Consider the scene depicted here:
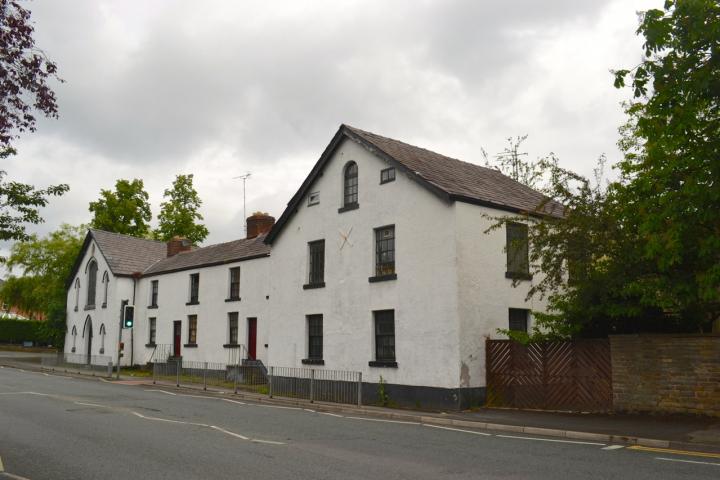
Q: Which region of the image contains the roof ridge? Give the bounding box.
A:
[90,228,166,245]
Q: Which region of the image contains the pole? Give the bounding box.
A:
[176,358,180,387]
[310,369,315,403]
[233,361,238,394]
[268,366,273,398]
[153,361,157,385]
[203,362,208,391]
[116,299,128,380]
[357,372,362,407]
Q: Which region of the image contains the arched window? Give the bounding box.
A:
[74,278,80,312]
[101,271,109,308]
[99,323,106,354]
[343,161,358,207]
[86,259,98,308]
[71,325,77,352]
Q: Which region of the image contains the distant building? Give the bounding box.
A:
[64,125,561,409]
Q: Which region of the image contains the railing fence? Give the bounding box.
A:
[41,352,113,377]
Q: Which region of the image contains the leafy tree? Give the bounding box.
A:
[613,0,720,330]
[0,224,85,346]
[89,179,152,237]
[0,0,62,148]
[154,174,208,244]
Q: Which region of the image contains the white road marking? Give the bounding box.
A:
[252,439,287,445]
[210,425,249,440]
[131,411,209,427]
[2,473,33,480]
[496,434,605,446]
[423,424,492,436]
[179,394,220,400]
[254,404,301,411]
[602,445,625,450]
[74,402,106,408]
[143,389,177,396]
[656,457,720,467]
[0,391,50,397]
[223,399,246,405]
[319,412,344,418]
[303,408,316,413]
[345,416,420,425]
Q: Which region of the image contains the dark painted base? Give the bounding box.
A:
[362,382,486,411]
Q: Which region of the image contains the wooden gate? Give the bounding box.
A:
[486,339,612,412]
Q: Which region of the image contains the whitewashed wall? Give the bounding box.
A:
[455,202,548,389]
[64,238,135,367]
[268,138,461,389]
[133,256,270,366]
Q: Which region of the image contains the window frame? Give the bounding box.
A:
[304,240,325,289]
[370,310,397,367]
[186,315,198,346]
[339,161,359,212]
[187,273,200,305]
[508,308,529,333]
[370,225,396,281]
[228,312,239,345]
[101,271,109,308]
[506,222,531,280]
[85,259,98,309]
[147,317,157,346]
[227,267,241,301]
[303,314,324,364]
[307,191,320,206]
[149,280,159,308]
[380,167,396,184]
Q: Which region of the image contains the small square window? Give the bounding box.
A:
[308,191,320,206]
[509,308,529,333]
[380,167,396,184]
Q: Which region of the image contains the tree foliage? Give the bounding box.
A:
[0,224,85,346]
[613,0,720,330]
[89,179,152,237]
[0,0,61,148]
[154,174,208,244]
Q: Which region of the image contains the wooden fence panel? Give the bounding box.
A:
[486,339,612,412]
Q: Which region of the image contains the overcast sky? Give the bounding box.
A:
[7,0,660,249]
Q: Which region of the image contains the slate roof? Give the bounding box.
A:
[143,234,270,276]
[265,124,564,243]
[90,229,167,276]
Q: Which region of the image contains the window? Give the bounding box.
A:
[374,226,395,277]
[187,315,197,345]
[306,314,323,362]
[86,260,97,308]
[148,318,157,345]
[74,278,80,311]
[509,308,529,333]
[308,191,320,206]
[305,240,325,288]
[71,325,77,352]
[101,271,109,308]
[371,310,396,366]
[188,273,200,304]
[506,222,530,279]
[228,312,239,345]
[228,267,240,300]
[380,167,396,184]
[99,323,106,353]
[150,280,159,307]
[343,161,358,207]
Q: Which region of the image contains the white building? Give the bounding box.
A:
[65,125,561,409]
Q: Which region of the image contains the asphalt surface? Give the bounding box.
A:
[0,366,718,479]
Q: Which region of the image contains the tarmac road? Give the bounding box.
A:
[0,366,717,479]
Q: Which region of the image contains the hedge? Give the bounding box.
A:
[0,319,43,343]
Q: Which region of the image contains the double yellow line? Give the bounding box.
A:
[628,445,720,459]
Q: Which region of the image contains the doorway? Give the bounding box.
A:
[247,318,257,360]
[173,320,182,357]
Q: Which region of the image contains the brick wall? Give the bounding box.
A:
[611,334,720,417]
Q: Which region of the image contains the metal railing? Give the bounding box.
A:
[151,360,362,406]
[148,344,173,365]
[269,366,362,406]
[41,352,113,377]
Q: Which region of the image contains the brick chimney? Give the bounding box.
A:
[246,212,275,239]
[167,236,192,257]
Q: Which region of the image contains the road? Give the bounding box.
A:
[0,366,717,479]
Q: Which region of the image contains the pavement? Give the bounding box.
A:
[1,365,720,479]
[2,349,720,457]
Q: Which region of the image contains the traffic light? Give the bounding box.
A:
[123,305,135,328]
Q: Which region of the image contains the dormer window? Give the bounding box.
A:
[339,161,359,212]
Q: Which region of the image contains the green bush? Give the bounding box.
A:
[0,319,43,343]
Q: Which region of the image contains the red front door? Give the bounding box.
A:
[247,318,257,360]
[173,321,182,357]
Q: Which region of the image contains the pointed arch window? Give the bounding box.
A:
[101,271,109,308]
[342,161,358,208]
[74,278,80,312]
[99,323,106,354]
[85,259,98,308]
[71,325,77,353]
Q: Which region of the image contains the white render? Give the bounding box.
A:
[64,130,549,399]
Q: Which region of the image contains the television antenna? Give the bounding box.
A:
[233,172,252,235]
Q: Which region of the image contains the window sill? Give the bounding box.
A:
[84,305,95,311]
[71,347,76,353]
[505,272,533,281]
[369,361,397,368]
[99,348,104,354]
[186,301,200,306]
[301,358,325,365]
[145,343,156,348]
[225,297,241,303]
[337,203,359,213]
[303,282,325,290]
[101,303,107,309]
[147,305,158,309]
[368,273,397,283]
[223,343,240,348]
[183,343,198,348]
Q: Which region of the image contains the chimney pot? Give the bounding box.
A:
[246,212,275,239]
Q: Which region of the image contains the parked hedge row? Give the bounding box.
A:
[0,319,44,343]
